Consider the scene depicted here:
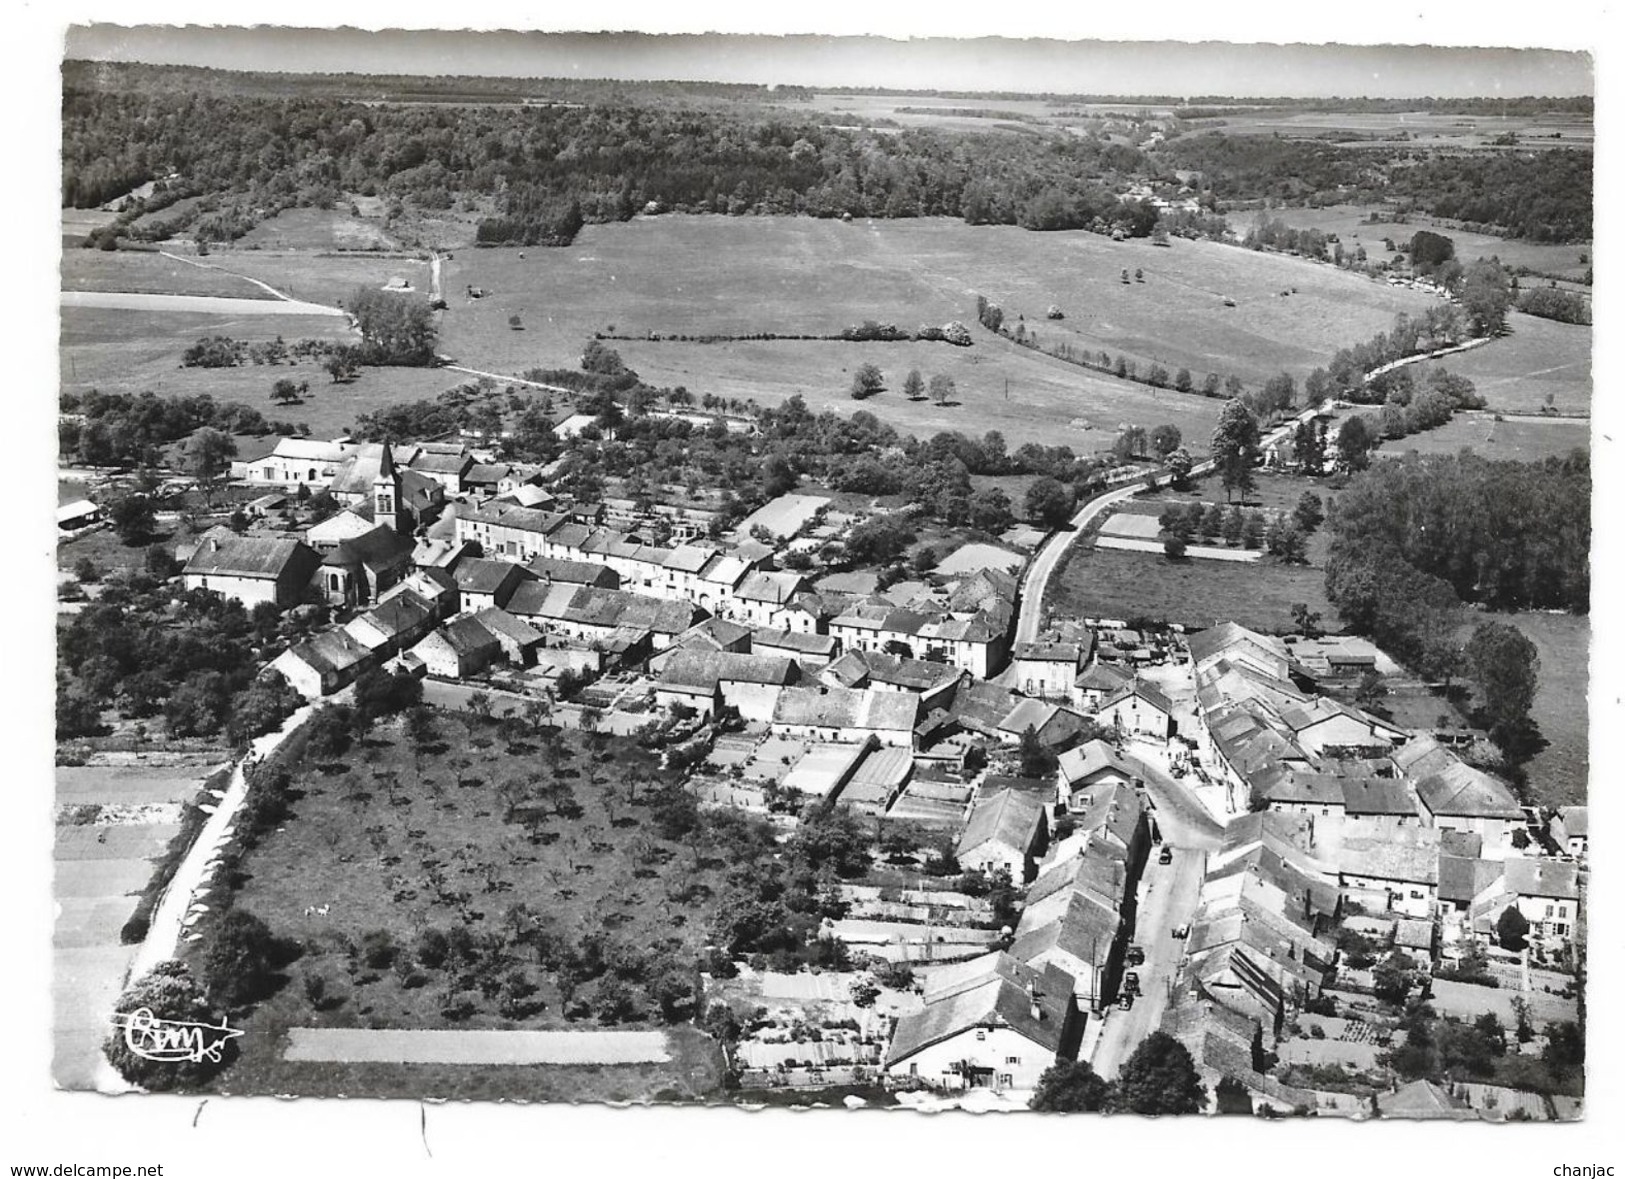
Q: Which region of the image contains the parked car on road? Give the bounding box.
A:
[1158,846,1174,865]
[1124,971,1141,994]
[1172,923,1190,940]
[1126,945,1145,967]
[1118,991,1135,1010]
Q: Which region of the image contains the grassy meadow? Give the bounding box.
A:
[1374,413,1591,463]
[1223,203,1592,280]
[1046,471,1342,633]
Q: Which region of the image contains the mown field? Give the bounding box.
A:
[615,337,1223,453]
[1225,203,1592,281]
[198,711,733,1101]
[1437,314,1592,416]
[436,215,1438,389]
[1047,471,1341,633]
[60,249,277,300]
[1373,412,1591,463]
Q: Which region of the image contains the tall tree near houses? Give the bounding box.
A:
[1210,399,1261,503]
[1111,1031,1209,1115]
[185,427,238,506]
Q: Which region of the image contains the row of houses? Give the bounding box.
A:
[1191,622,1527,854]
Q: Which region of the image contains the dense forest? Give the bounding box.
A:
[64,62,1593,248]
[1324,451,1590,677]
[62,81,1157,244]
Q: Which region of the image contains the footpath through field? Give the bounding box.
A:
[95,702,320,1093]
[282,1027,673,1065]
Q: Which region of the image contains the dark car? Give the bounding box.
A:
[1172,923,1190,940]
[1158,846,1174,865]
[1118,991,1135,1011]
[1126,945,1146,967]
[1124,971,1141,995]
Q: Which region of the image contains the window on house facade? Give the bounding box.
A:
[1005,1056,1021,1065]
[975,1031,986,1041]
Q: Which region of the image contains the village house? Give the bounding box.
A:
[453,557,531,613]
[403,442,474,495]
[505,582,701,651]
[1011,640,1085,701]
[819,650,965,712]
[770,685,919,748]
[270,626,376,698]
[1254,769,1348,824]
[470,607,545,667]
[956,784,1049,883]
[749,626,839,669]
[1335,829,1442,919]
[235,436,352,488]
[524,554,622,590]
[1391,736,1525,854]
[1012,834,1137,1012]
[1094,679,1175,740]
[1072,660,1133,711]
[727,570,812,627]
[1338,777,1424,838]
[655,649,799,720]
[1055,740,1138,811]
[951,681,1088,749]
[883,952,1080,1093]
[378,567,460,619]
[183,535,322,609]
[1495,857,1582,946]
[410,616,505,679]
[341,590,438,659]
[1550,806,1587,859]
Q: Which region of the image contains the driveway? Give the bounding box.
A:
[1088,844,1206,1080]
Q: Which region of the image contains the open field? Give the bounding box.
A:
[1046,471,1340,632]
[434,213,1436,380]
[1438,315,1592,415]
[61,249,277,300]
[237,206,406,252]
[62,305,355,380]
[1048,542,1337,635]
[1493,611,1589,808]
[1194,112,1593,151]
[615,337,1223,453]
[1373,412,1591,464]
[1223,203,1592,281]
[198,712,732,1101]
[197,249,433,310]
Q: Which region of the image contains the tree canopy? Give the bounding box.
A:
[1111,1031,1209,1115]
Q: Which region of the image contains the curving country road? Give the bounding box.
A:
[1012,406,1319,644]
